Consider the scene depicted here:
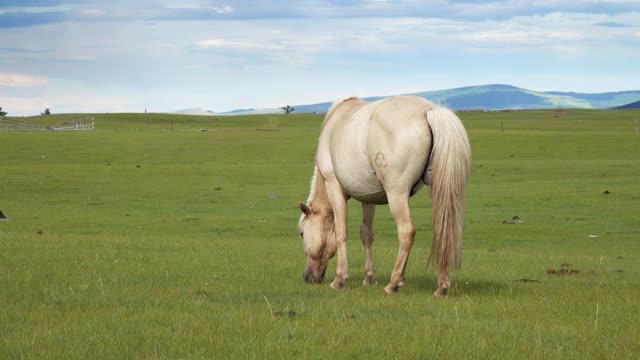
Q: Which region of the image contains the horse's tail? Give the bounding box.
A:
[424,106,471,272]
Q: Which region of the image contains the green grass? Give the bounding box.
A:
[1,109,639,359]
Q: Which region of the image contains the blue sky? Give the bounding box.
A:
[1,0,639,115]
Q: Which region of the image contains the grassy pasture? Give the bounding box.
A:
[1,109,639,359]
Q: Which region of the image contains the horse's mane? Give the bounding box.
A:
[306,164,319,205]
[299,164,319,232]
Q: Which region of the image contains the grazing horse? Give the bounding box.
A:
[298,95,470,296]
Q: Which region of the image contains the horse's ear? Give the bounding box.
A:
[299,202,312,216]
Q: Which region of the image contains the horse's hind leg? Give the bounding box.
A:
[434,271,450,297]
[361,203,377,286]
[384,193,416,294]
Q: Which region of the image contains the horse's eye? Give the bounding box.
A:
[299,232,304,238]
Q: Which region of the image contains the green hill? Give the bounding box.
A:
[269,84,640,114]
[613,100,640,109]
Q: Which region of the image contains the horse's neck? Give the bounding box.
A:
[307,165,332,214]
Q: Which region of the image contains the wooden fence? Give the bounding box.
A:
[51,117,95,131]
[0,117,94,131]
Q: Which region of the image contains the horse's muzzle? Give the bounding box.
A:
[303,271,325,284]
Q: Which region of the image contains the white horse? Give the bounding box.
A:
[298,95,470,296]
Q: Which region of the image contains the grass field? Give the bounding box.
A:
[1,109,639,359]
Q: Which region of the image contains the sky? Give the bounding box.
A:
[1,0,639,116]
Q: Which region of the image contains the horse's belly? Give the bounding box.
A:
[338,167,386,204]
[352,190,388,204]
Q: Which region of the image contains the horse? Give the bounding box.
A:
[297,95,471,296]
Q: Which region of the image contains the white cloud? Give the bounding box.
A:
[0,73,48,88]
[460,30,546,44]
[0,5,71,14]
[195,38,284,50]
[164,3,234,14]
[210,5,233,14]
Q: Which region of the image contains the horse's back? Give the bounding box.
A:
[318,96,434,204]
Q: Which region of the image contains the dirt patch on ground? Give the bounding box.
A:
[503,216,525,224]
[547,268,579,275]
[273,310,297,318]
[512,278,540,283]
[547,263,579,275]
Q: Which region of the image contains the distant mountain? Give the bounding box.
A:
[167,107,282,116]
[222,108,255,114]
[406,84,590,110]
[218,107,282,115]
[173,84,640,115]
[545,90,640,108]
[613,100,640,109]
[380,84,640,111]
[170,108,216,116]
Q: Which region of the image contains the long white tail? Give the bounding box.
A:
[425,106,471,272]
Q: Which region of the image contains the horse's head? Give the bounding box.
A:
[298,202,336,283]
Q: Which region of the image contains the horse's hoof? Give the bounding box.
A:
[330,278,345,290]
[433,287,449,297]
[384,283,399,294]
[362,275,377,286]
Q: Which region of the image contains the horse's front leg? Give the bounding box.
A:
[326,181,349,289]
[384,193,416,294]
[361,203,377,286]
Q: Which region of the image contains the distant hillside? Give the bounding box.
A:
[544,90,640,109]
[167,84,640,115]
[167,107,282,116]
[219,107,282,115]
[217,84,640,115]
[170,108,216,116]
[613,100,640,109]
[405,84,592,110]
